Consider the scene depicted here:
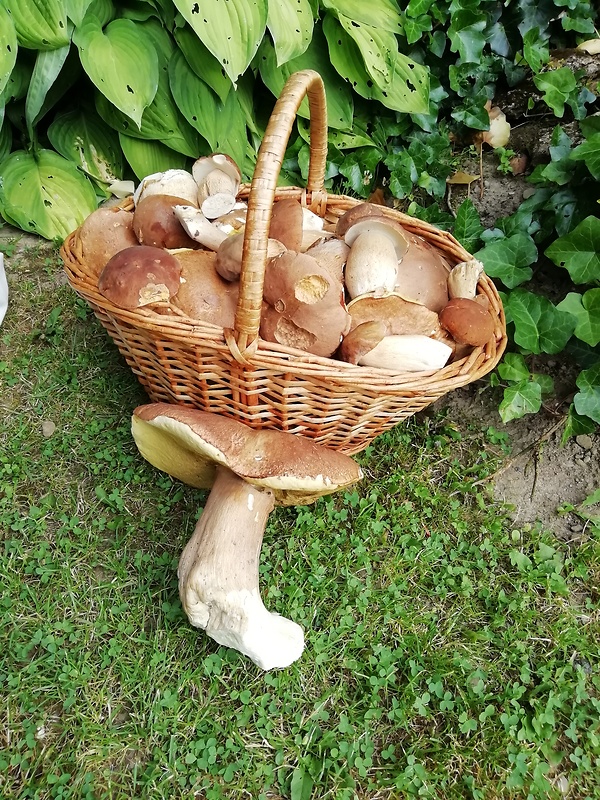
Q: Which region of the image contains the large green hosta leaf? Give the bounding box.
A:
[337,16,399,87]
[73,16,159,127]
[320,0,402,33]
[322,15,428,114]
[65,0,93,25]
[169,49,247,169]
[173,24,231,104]
[95,63,200,157]
[172,0,267,85]
[0,6,17,95]
[119,133,192,180]
[0,148,97,240]
[258,30,354,130]
[0,0,70,51]
[267,0,314,65]
[0,120,12,163]
[25,44,70,139]
[48,108,123,184]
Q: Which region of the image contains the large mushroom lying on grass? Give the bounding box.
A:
[131,404,362,670]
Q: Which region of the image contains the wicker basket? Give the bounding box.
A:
[61,69,506,455]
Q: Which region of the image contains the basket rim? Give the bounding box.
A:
[61,189,507,392]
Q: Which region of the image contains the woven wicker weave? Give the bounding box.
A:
[61,69,507,455]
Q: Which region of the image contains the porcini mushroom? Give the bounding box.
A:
[338,207,410,299]
[172,250,239,327]
[394,232,450,313]
[98,246,181,309]
[174,205,229,251]
[133,194,201,250]
[269,198,304,251]
[339,325,452,372]
[133,169,198,207]
[347,293,441,337]
[79,206,138,277]
[216,233,286,282]
[192,153,241,219]
[447,259,484,300]
[439,297,495,347]
[131,404,362,670]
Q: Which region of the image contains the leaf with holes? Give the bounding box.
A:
[336,16,398,88]
[556,290,600,347]
[173,24,231,104]
[258,31,353,130]
[0,5,17,96]
[169,49,247,169]
[0,148,97,240]
[73,16,159,128]
[1,0,70,50]
[474,233,537,289]
[96,64,200,157]
[506,289,576,354]
[48,108,123,185]
[172,0,267,85]
[267,0,313,65]
[499,380,542,423]
[545,216,600,284]
[119,133,191,180]
[321,0,402,33]
[322,15,428,114]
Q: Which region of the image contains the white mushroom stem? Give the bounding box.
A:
[177,466,305,671]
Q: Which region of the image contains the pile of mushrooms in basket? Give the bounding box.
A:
[81,152,495,370]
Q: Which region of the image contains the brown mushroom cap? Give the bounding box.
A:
[131,403,362,505]
[335,203,387,238]
[98,245,181,309]
[347,293,441,337]
[269,199,304,251]
[260,251,350,358]
[133,194,201,250]
[394,233,450,312]
[216,234,286,282]
[338,321,389,365]
[79,206,139,277]
[172,250,239,327]
[439,297,495,346]
[306,237,350,283]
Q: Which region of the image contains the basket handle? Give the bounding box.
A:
[232,69,328,357]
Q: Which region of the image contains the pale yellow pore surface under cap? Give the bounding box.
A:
[131,404,362,506]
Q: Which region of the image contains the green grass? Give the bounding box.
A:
[1,248,599,799]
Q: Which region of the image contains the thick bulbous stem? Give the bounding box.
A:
[177,466,305,670]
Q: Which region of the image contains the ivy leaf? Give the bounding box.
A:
[474,233,537,289]
[533,67,577,117]
[545,216,600,284]
[448,11,487,63]
[522,27,549,73]
[570,133,600,180]
[506,289,576,354]
[385,151,418,198]
[172,0,267,85]
[499,379,542,423]
[74,17,159,128]
[497,352,530,383]
[453,198,484,252]
[556,290,600,347]
[562,406,597,442]
[573,365,600,424]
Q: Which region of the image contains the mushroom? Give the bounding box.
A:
[133,169,198,207]
[98,245,181,309]
[306,238,350,283]
[131,403,362,670]
[339,326,452,372]
[174,205,229,251]
[213,202,248,235]
[338,208,410,299]
[439,297,495,347]
[216,233,286,282]
[347,293,441,337]
[172,250,239,327]
[79,206,139,277]
[133,195,202,250]
[393,232,450,313]
[447,259,484,300]
[192,153,241,219]
[269,198,304,251]
[260,251,350,358]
